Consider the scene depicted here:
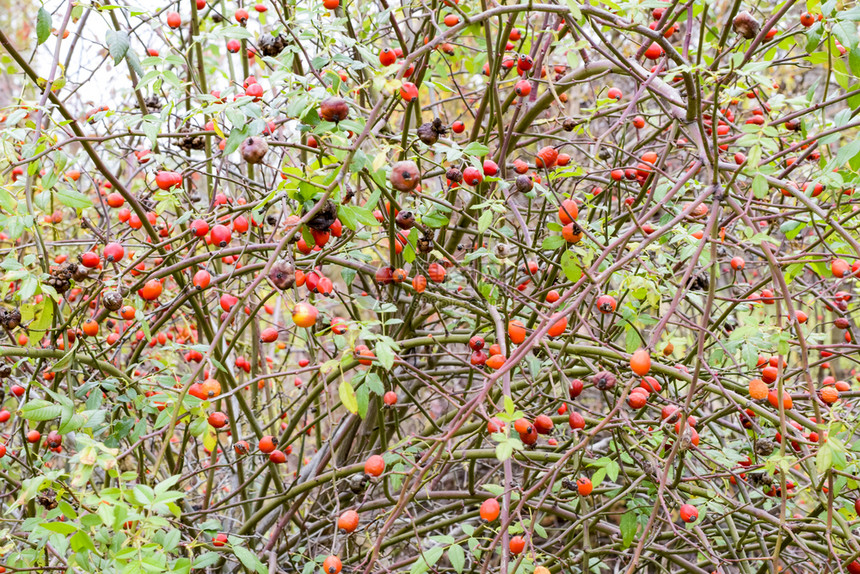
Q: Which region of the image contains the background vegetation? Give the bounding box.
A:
[1,0,860,572]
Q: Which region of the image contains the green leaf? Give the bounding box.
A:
[541,236,565,250]
[423,547,444,569]
[40,521,78,534]
[817,441,833,475]
[70,529,96,553]
[31,299,53,335]
[364,372,384,395]
[831,138,860,169]
[482,484,504,496]
[605,460,620,481]
[422,210,449,228]
[462,142,490,157]
[591,467,606,487]
[126,49,144,78]
[504,395,515,415]
[375,342,395,371]
[21,399,63,421]
[224,126,249,156]
[339,380,358,414]
[37,7,51,45]
[478,210,493,233]
[495,440,513,461]
[620,511,638,548]
[105,30,130,65]
[339,204,378,229]
[54,188,92,209]
[448,545,465,574]
[561,250,581,282]
[833,21,859,49]
[53,342,77,371]
[565,0,582,20]
[751,175,768,199]
[233,546,267,574]
[355,383,368,418]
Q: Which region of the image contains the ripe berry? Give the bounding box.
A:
[80,251,100,268]
[832,258,849,278]
[576,477,593,495]
[193,269,211,290]
[515,79,531,97]
[338,509,360,533]
[323,556,342,574]
[482,159,499,176]
[383,391,397,406]
[139,280,163,301]
[534,414,554,434]
[509,535,526,555]
[210,224,232,247]
[208,412,228,428]
[400,82,418,102]
[379,48,396,66]
[630,348,651,376]
[463,166,483,186]
[364,454,385,476]
[103,242,124,263]
[508,320,526,344]
[480,498,500,521]
[259,435,278,453]
[166,12,181,28]
[679,503,699,523]
[269,449,287,463]
[513,418,534,435]
[596,294,617,314]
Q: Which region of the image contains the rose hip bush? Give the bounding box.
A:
[2,0,860,572]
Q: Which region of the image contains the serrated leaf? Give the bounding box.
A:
[339,380,358,414]
[21,399,63,421]
[462,142,490,157]
[817,441,833,475]
[105,30,130,65]
[233,546,266,574]
[355,383,368,418]
[620,511,637,548]
[54,188,92,209]
[203,426,217,452]
[541,236,565,250]
[833,20,858,49]
[40,521,78,534]
[364,372,384,395]
[561,250,581,282]
[53,342,77,370]
[478,210,493,233]
[375,342,395,371]
[448,545,465,574]
[224,126,249,156]
[37,7,51,45]
[495,441,513,461]
[126,49,144,78]
[751,174,768,199]
[482,484,504,496]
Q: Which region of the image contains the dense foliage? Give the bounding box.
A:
[2,0,860,572]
